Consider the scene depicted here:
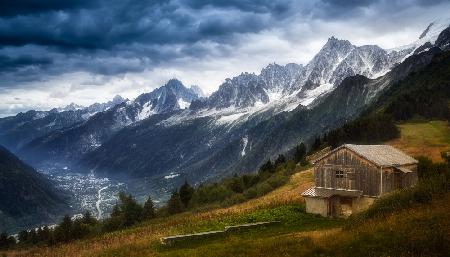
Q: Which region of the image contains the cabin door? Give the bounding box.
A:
[327,196,339,217]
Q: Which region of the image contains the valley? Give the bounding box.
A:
[35,164,186,221]
[37,166,127,220]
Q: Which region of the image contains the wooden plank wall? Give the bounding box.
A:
[315,148,380,196]
[314,148,418,196]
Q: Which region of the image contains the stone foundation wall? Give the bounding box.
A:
[304,197,328,217]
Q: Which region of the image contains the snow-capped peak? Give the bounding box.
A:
[389,17,450,53]
[58,102,84,112]
[132,79,200,121]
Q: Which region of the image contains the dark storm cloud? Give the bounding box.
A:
[0,0,297,50]
[0,0,288,88]
[185,0,292,15]
[0,0,448,90]
[0,0,94,17]
[0,55,52,72]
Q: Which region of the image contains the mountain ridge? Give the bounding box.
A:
[0,145,67,233]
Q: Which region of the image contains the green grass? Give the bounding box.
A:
[388,120,450,162]
[98,205,343,257]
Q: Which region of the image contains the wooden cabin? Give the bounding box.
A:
[302,144,418,217]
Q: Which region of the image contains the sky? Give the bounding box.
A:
[0,0,449,117]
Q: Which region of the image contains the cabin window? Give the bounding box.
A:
[335,170,344,178]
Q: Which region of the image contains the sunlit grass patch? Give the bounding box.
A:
[388,120,450,162]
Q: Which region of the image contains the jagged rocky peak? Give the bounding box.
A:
[261,63,303,88]
[131,78,201,120]
[112,95,125,104]
[83,95,126,115]
[302,36,356,86]
[58,102,84,112]
[323,36,355,54]
[436,25,450,50]
[190,85,205,98]
[330,45,392,85]
[207,72,268,109]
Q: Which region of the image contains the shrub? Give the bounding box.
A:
[223,193,246,206]
[244,187,258,199]
[256,182,274,197]
[266,174,289,188]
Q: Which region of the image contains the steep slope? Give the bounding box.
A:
[0,145,67,233]
[18,79,201,165]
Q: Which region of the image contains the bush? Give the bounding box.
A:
[223,194,246,206]
[244,187,258,199]
[256,182,274,197]
[266,174,288,188]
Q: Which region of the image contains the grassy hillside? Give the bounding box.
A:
[5,138,450,257]
[387,120,450,162]
[4,170,328,257]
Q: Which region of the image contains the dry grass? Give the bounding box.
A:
[312,193,450,257]
[387,120,450,162]
[154,193,450,257]
[3,170,314,257]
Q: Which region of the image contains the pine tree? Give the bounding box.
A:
[82,211,97,225]
[274,154,286,166]
[55,215,73,242]
[294,143,307,164]
[0,232,15,249]
[179,181,194,208]
[259,160,274,173]
[18,230,29,244]
[167,191,183,215]
[39,226,51,244]
[311,136,322,152]
[28,229,38,244]
[111,203,121,217]
[142,195,156,219]
[117,192,143,226]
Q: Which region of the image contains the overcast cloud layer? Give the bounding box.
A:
[0,0,449,116]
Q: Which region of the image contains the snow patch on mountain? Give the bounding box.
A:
[136,102,155,121]
[217,112,247,124]
[241,136,248,157]
[300,83,334,106]
[164,173,180,179]
[177,98,190,109]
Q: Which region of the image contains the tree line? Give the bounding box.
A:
[164,144,308,213]
[309,114,400,152]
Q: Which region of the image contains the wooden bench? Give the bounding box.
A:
[160,221,280,246]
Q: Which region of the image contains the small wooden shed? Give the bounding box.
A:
[302,144,418,217]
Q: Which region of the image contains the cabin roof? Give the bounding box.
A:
[315,144,418,167]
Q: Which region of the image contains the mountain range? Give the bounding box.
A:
[1,19,449,192]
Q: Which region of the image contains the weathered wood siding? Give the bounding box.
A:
[381,164,418,194]
[314,148,418,197]
[314,148,381,196]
